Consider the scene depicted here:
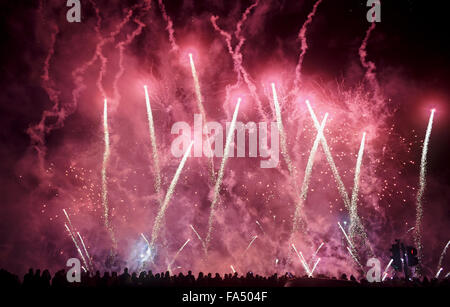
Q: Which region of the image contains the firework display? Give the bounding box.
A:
[0,0,448,290]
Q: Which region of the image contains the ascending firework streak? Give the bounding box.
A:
[205,99,241,251]
[349,133,366,243]
[305,101,349,207]
[338,222,355,250]
[292,113,328,233]
[437,240,450,274]
[102,99,115,246]
[291,244,311,275]
[414,109,435,272]
[65,224,88,270]
[243,235,258,255]
[309,258,321,277]
[168,239,190,271]
[190,224,207,254]
[63,209,93,270]
[306,101,369,249]
[382,272,388,282]
[347,246,364,270]
[313,242,324,258]
[383,259,393,278]
[63,209,74,232]
[77,232,93,270]
[188,53,215,181]
[150,141,194,248]
[435,268,443,279]
[143,86,162,202]
[230,265,236,273]
[271,83,295,178]
[255,221,265,235]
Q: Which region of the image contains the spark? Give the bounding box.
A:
[407,227,415,233]
[205,98,241,251]
[150,141,194,248]
[292,113,328,233]
[382,272,388,282]
[437,240,450,273]
[291,244,311,275]
[243,235,258,255]
[65,224,88,270]
[414,109,435,272]
[309,258,321,277]
[435,268,443,279]
[144,86,162,203]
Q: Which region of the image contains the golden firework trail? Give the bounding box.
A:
[313,242,324,258]
[349,133,367,243]
[255,220,265,235]
[435,268,443,279]
[190,224,207,254]
[338,222,355,251]
[306,101,370,250]
[62,209,74,231]
[383,259,393,277]
[346,246,364,270]
[150,141,194,248]
[188,53,215,181]
[414,109,435,271]
[77,231,93,270]
[102,98,115,246]
[291,243,311,275]
[143,86,162,204]
[271,83,296,178]
[230,265,236,273]
[168,239,190,272]
[205,98,241,251]
[309,258,321,277]
[65,224,88,270]
[305,100,350,208]
[437,240,450,274]
[291,113,328,234]
[243,235,258,255]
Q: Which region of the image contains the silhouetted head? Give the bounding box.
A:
[124,268,128,274]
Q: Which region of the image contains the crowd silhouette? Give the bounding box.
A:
[0,267,448,288]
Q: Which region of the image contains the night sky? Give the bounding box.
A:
[0,0,449,278]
